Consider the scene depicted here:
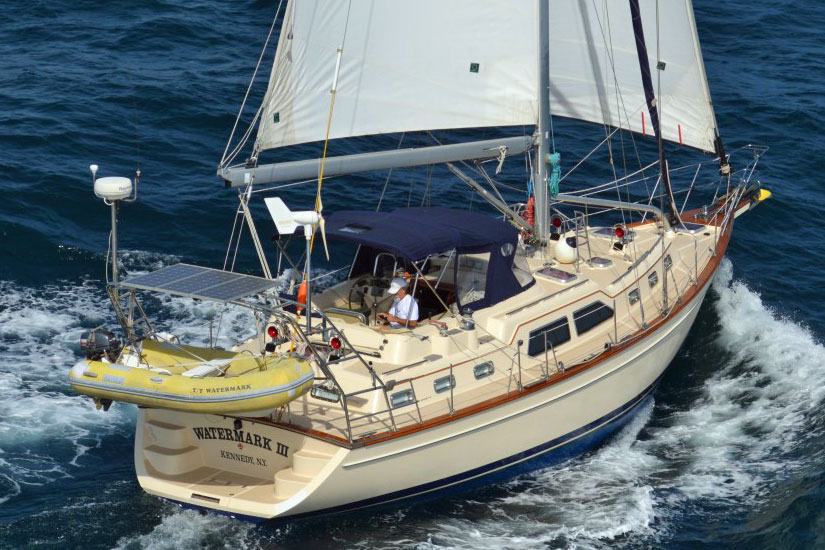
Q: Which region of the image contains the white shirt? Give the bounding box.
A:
[388,294,419,327]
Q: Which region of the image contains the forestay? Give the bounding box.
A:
[256,0,718,154]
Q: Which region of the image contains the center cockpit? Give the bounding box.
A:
[305,207,535,331]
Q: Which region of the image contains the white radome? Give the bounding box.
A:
[94,176,133,201]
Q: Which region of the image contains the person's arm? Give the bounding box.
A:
[380,313,417,327]
[381,296,417,327]
[405,297,419,328]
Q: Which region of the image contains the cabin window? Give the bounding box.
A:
[628,288,641,305]
[433,375,456,394]
[390,389,415,409]
[528,317,571,356]
[311,385,340,403]
[456,253,489,305]
[648,271,658,287]
[664,254,673,270]
[573,301,614,336]
[473,361,495,379]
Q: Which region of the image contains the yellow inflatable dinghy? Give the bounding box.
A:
[69,340,314,415]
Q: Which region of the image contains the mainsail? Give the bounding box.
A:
[255,0,718,154]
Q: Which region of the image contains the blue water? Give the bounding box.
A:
[2,0,825,548]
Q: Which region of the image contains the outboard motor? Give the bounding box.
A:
[81,329,122,362]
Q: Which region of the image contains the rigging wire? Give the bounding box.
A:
[220,0,285,168]
[582,0,651,204]
[376,132,406,211]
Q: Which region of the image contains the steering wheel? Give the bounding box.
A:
[348,274,374,310]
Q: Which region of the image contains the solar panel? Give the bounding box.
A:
[124,263,204,290]
[202,276,278,302]
[121,263,279,303]
[162,269,242,294]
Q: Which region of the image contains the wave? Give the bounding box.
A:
[6,254,821,548]
[287,258,821,550]
[0,250,345,508]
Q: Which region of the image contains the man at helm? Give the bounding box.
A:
[378,277,419,328]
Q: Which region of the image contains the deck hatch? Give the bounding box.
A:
[536,267,577,284]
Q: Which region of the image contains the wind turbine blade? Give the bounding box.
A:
[319,216,330,261]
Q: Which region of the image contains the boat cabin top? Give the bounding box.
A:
[319,207,534,321]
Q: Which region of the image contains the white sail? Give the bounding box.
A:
[257,0,717,154]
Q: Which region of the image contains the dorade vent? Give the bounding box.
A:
[527,317,571,357]
[649,271,659,287]
[433,375,456,394]
[473,361,495,380]
[573,301,614,336]
[390,389,415,409]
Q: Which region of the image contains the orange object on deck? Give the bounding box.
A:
[523,196,535,226]
[296,280,307,313]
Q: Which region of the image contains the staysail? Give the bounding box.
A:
[255,0,718,154]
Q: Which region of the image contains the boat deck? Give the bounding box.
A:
[264,215,720,446]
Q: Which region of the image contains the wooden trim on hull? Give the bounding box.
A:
[247,198,738,450]
[178,364,666,523]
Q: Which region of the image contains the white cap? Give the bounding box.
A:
[387,277,408,295]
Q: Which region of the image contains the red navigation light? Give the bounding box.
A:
[330,336,342,350]
[267,326,279,339]
[551,215,562,229]
[614,225,626,240]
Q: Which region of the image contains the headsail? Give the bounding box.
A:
[255,0,718,154]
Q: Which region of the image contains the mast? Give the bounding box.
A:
[628,0,682,226]
[534,0,551,241]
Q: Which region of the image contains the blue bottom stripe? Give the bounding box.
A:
[165,370,664,523]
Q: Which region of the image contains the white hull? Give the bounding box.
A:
[135,280,710,520]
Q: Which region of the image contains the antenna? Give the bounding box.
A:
[91,165,139,307]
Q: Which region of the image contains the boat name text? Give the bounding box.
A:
[191,384,252,394]
[192,427,288,455]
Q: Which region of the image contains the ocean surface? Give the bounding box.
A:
[1,1,824,548]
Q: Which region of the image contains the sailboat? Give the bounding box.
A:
[71,0,770,521]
